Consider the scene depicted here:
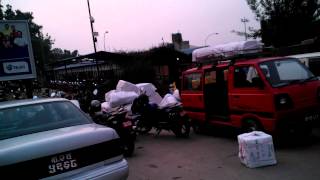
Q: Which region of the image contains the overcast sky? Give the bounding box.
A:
[3,0,260,54]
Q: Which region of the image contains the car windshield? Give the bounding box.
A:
[0,101,92,140]
[259,58,316,87]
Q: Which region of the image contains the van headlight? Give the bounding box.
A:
[275,94,293,110]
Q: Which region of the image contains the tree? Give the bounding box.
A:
[50,48,79,60]
[246,0,320,47]
[231,18,261,40]
[0,3,3,20]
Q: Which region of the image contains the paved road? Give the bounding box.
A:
[127,129,320,180]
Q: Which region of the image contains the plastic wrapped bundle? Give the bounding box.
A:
[109,91,139,108]
[158,94,180,109]
[136,83,163,105]
[116,80,140,94]
[238,131,277,168]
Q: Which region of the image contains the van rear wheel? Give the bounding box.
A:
[242,119,262,133]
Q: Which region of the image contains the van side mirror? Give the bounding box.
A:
[252,77,264,89]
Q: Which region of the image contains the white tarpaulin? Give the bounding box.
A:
[116,80,140,94]
[108,91,139,108]
[192,40,263,62]
[159,94,180,109]
[238,131,277,168]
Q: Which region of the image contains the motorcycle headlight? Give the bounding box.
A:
[275,94,293,110]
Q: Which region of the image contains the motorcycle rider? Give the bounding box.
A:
[169,82,181,101]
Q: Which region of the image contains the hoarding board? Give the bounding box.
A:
[0,20,37,81]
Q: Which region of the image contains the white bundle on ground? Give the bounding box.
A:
[116,80,141,94]
[158,94,179,109]
[238,131,277,168]
[136,83,163,105]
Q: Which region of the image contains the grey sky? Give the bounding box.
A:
[3,0,260,54]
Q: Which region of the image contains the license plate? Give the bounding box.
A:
[48,153,78,175]
[123,121,132,128]
[305,113,319,122]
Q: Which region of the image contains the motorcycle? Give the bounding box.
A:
[131,94,190,137]
[90,100,136,157]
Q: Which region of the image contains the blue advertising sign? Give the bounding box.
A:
[0,20,37,81]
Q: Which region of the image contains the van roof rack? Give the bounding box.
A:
[191,40,275,66]
[192,47,274,67]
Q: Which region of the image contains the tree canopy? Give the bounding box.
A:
[247,0,320,47]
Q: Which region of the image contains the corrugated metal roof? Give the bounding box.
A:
[53,61,102,70]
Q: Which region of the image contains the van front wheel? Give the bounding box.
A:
[242,119,262,133]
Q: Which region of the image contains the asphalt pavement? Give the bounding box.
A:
[127,128,320,180]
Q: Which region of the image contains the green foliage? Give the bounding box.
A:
[50,48,79,60]
[0,3,3,20]
[246,0,320,47]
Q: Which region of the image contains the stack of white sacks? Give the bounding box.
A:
[238,131,277,168]
[101,80,179,113]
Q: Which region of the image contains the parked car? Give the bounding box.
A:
[288,52,320,77]
[0,98,128,180]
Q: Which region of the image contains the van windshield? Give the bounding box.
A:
[259,58,316,88]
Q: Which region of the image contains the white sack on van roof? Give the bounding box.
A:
[192,40,263,62]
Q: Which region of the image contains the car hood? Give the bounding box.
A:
[0,123,118,166]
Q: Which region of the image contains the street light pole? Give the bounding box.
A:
[204,32,219,46]
[241,17,249,41]
[104,31,108,51]
[87,0,100,79]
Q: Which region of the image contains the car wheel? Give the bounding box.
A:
[123,140,135,157]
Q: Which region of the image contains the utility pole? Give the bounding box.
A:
[104,31,108,51]
[87,0,100,79]
[241,17,249,41]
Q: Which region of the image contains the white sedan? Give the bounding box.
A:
[0,98,128,180]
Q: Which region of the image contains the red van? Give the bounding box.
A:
[181,56,320,136]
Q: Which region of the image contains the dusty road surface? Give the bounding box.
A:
[127,129,320,180]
